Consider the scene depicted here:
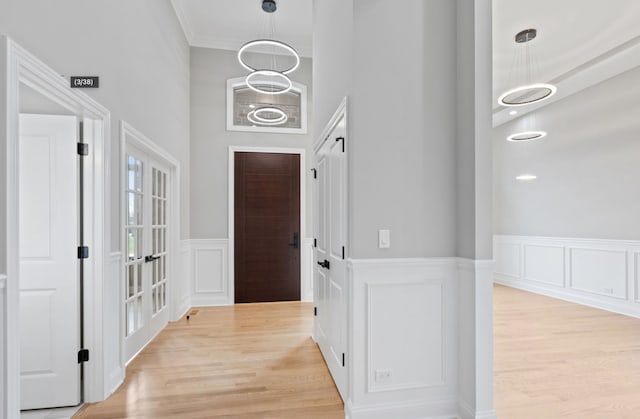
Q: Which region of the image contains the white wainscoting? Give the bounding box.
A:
[456,259,496,419]
[346,258,460,419]
[0,274,6,415]
[494,235,640,318]
[190,239,231,306]
[182,238,313,307]
[302,238,314,302]
[177,240,191,318]
[105,252,124,396]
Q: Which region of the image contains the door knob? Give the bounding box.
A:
[316,259,330,269]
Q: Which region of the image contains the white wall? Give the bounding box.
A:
[189,47,313,238]
[493,67,640,240]
[0,0,191,247]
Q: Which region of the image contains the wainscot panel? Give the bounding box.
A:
[494,235,640,319]
[190,239,230,306]
[346,258,459,419]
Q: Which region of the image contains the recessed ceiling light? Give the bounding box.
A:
[509,110,518,116]
[249,104,256,109]
[516,174,537,181]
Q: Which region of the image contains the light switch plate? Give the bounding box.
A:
[379,229,390,248]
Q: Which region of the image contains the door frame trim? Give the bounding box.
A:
[120,121,181,366]
[2,37,110,417]
[228,146,307,304]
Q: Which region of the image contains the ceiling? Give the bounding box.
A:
[170,0,640,125]
[493,0,640,124]
[171,0,312,57]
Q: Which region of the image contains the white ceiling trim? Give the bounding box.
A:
[170,0,194,44]
[190,34,312,58]
[493,35,640,127]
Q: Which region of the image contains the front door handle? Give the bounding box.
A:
[144,255,160,263]
[288,232,299,249]
[316,259,330,270]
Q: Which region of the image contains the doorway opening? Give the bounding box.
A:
[4,38,110,418]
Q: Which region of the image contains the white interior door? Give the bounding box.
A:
[314,115,348,399]
[19,114,81,410]
[124,146,170,363]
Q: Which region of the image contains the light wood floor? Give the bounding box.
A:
[75,287,640,418]
[75,302,344,418]
[494,284,640,419]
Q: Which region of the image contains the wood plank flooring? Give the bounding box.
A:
[494,284,640,419]
[75,302,344,419]
[75,286,640,418]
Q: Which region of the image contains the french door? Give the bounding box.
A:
[314,115,348,399]
[124,145,171,362]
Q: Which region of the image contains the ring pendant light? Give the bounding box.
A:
[498,83,557,107]
[498,29,557,107]
[237,0,300,127]
[238,39,300,75]
[507,130,547,142]
[245,69,293,95]
[247,107,288,126]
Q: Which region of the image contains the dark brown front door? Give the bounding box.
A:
[234,152,301,303]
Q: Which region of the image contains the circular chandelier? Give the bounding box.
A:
[498,29,557,107]
[237,39,300,75]
[247,107,288,126]
[498,84,557,107]
[507,131,547,142]
[245,70,293,95]
[237,0,300,127]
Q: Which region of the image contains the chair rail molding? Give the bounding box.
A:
[494,235,640,319]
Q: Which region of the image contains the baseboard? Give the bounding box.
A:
[458,400,497,419]
[190,295,232,307]
[346,397,459,419]
[108,366,125,395]
[176,295,191,319]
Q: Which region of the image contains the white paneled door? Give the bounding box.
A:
[314,115,348,399]
[124,145,170,362]
[19,114,81,410]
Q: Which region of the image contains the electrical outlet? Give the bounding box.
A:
[374,369,392,383]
